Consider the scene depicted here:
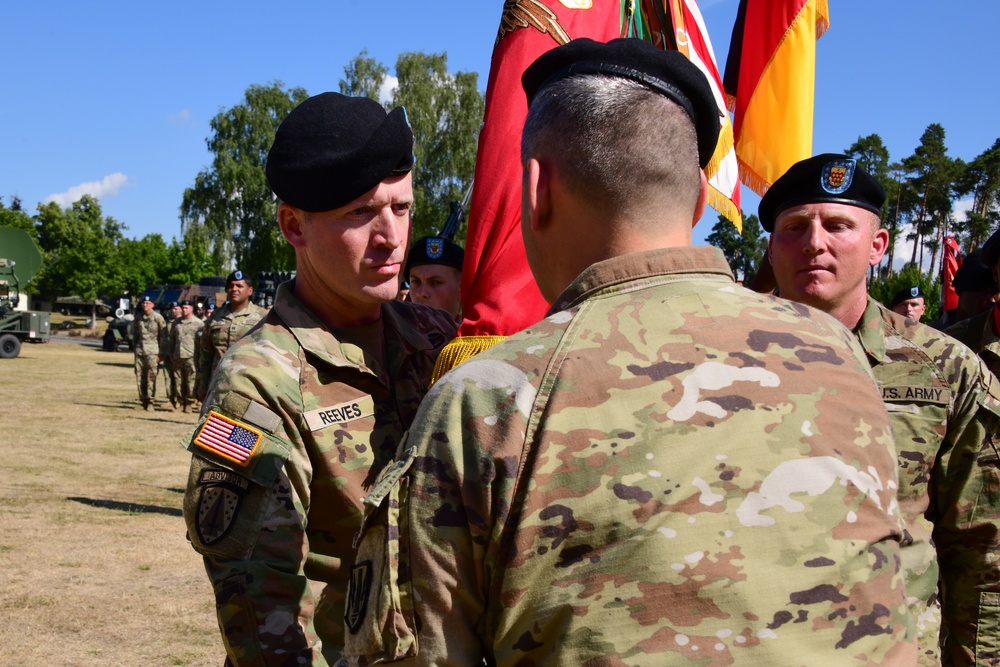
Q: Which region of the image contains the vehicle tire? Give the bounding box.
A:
[0,334,21,359]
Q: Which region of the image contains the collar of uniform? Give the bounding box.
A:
[382,300,441,352]
[853,296,889,363]
[270,280,431,372]
[548,246,734,314]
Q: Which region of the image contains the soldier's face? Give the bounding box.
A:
[171,306,181,318]
[282,173,413,326]
[227,280,252,307]
[768,203,887,317]
[892,297,926,321]
[408,264,461,319]
[181,304,194,318]
[142,300,154,314]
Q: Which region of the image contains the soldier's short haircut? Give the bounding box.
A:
[521,75,700,223]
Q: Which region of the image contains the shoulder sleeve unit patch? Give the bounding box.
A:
[193,411,264,465]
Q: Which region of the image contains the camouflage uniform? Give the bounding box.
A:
[196,301,266,398]
[946,306,1000,378]
[159,315,178,407]
[170,314,204,410]
[132,308,165,407]
[182,281,455,666]
[855,297,1000,665]
[343,247,916,666]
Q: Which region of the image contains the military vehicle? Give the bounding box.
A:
[0,227,51,358]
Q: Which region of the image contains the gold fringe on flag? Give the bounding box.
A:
[707,186,743,233]
[430,335,508,386]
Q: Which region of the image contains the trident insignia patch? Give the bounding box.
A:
[345,560,373,634]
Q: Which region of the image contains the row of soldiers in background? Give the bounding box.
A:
[131,270,266,412]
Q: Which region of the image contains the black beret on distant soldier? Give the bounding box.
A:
[891,286,925,309]
[521,37,720,169]
[953,249,998,294]
[226,269,251,286]
[265,92,414,212]
[758,153,886,232]
[405,236,465,279]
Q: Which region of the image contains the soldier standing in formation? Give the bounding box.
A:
[132,295,165,411]
[181,91,456,665]
[160,301,181,408]
[763,153,1000,664]
[169,299,203,413]
[342,39,914,666]
[196,270,266,401]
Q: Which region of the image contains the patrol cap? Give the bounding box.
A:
[226,269,251,286]
[953,249,998,294]
[521,37,720,169]
[758,154,886,232]
[405,236,464,279]
[890,286,924,309]
[982,228,1000,268]
[265,92,414,212]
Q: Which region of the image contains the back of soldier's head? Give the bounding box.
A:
[522,75,700,224]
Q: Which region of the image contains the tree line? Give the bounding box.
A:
[2,49,484,309]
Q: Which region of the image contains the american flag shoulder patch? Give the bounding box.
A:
[193,411,263,466]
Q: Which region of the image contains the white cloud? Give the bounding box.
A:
[168,109,191,126]
[379,76,398,105]
[44,172,131,207]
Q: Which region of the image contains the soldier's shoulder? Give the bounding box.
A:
[216,317,302,386]
[944,308,989,349]
[387,300,457,338]
[886,308,995,390]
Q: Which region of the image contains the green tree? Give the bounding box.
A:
[117,234,170,297]
[34,196,122,328]
[902,123,958,274]
[0,196,35,236]
[955,137,1000,250]
[181,81,308,275]
[391,51,483,240]
[705,212,767,284]
[164,222,219,285]
[338,49,388,101]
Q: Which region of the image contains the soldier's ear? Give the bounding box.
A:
[278,203,307,249]
[524,158,552,233]
[692,169,708,229]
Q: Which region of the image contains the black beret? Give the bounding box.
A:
[226,269,251,286]
[265,92,414,212]
[982,228,1000,267]
[953,249,998,294]
[141,295,153,303]
[890,286,924,308]
[521,37,720,169]
[758,153,885,232]
[405,236,464,278]
[170,301,179,308]
[180,299,192,307]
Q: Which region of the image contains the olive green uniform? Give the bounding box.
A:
[169,314,204,410]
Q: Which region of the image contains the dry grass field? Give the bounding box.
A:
[0,335,220,665]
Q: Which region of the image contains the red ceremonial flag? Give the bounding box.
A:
[432,0,623,380]
[628,0,742,230]
[942,235,962,313]
[723,0,829,195]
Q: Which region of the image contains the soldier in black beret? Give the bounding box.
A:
[404,235,464,320]
[766,153,1000,663]
[182,91,457,665]
[890,285,926,321]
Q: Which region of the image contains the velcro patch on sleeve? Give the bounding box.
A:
[193,411,264,466]
[304,395,375,432]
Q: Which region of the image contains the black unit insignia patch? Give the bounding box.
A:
[195,468,250,546]
[345,560,373,634]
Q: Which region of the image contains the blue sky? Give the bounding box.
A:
[3,0,996,252]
